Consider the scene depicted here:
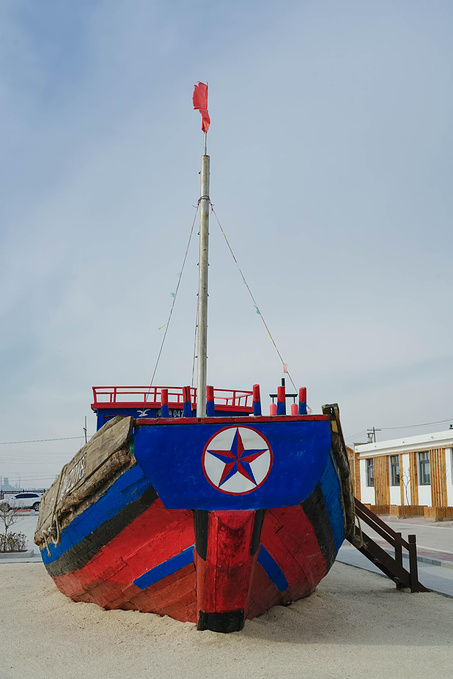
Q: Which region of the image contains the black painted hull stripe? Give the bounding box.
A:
[301,483,338,571]
[46,487,336,581]
[44,486,158,578]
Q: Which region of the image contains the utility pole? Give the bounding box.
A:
[367,427,381,443]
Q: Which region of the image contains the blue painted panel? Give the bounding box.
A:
[257,545,289,592]
[133,546,195,590]
[320,450,345,551]
[133,420,331,510]
[40,464,153,565]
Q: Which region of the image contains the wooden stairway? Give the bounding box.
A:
[347,499,429,593]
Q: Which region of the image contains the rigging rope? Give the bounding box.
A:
[210,205,298,393]
[147,205,199,395]
[191,301,199,388]
[147,200,298,396]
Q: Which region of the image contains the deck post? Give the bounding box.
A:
[252,384,262,416]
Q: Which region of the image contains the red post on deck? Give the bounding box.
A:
[206,385,215,416]
[252,384,262,416]
[298,387,307,415]
[277,386,286,416]
[183,386,192,417]
[160,388,169,418]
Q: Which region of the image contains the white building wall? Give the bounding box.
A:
[418,484,431,507]
[360,458,375,504]
[401,453,411,505]
[388,455,400,504]
[446,448,453,507]
[389,485,400,505]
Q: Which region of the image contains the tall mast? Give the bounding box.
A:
[196,133,210,417]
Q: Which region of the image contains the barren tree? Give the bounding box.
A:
[402,469,411,506]
[0,504,26,552]
[0,503,20,534]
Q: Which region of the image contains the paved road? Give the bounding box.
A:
[362,515,453,554]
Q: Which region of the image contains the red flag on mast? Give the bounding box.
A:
[193,82,210,133]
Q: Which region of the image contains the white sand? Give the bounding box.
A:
[0,560,452,679]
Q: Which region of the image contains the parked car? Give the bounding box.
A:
[0,492,42,511]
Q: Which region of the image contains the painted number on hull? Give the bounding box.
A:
[202,426,273,495]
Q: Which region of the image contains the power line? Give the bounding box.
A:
[0,449,80,456]
[345,430,367,442]
[2,475,56,481]
[380,418,453,430]
[0,436,85,445]
[345,417,453,443]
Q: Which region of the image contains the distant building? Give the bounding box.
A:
[0,477,16,491]
[353,429,453,520]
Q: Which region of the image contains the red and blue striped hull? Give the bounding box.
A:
[39,416,346,632]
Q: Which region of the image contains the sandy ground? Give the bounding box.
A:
[0,560,452,679]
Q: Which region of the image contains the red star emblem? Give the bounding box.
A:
[207,428,268,487]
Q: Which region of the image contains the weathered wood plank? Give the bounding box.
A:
[374,455,390,506]
[409,452,419,506]
[399,453,405,505]
[35,417,133,546]
[430,448,447,508]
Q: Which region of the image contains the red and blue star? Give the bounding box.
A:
[202,426,273,495]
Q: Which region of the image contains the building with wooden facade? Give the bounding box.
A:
[353,429,453,520]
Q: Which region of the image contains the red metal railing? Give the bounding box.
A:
[91,386,253,410]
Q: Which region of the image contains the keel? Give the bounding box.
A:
[194,510,264,632]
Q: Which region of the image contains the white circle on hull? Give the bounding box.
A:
[202,426,272,495]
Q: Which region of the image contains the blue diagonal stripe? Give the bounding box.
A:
[133,546,195,590]
[41,465,154,565]
[257,545,289,592]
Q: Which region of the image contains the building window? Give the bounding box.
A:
[390,455,400,486]
[418,451,430,486]
[366,458,374,487]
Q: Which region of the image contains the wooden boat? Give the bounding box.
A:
[35,86,354,632]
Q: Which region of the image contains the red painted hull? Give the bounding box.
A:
[50,498,328,625]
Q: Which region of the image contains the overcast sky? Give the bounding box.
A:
[1,0,452,488]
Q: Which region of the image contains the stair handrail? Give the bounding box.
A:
[348,498,428,593]
[353,499,412,550]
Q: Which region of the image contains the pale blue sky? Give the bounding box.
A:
[1,0,452,487]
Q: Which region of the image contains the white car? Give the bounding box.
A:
[0,492,42,511]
